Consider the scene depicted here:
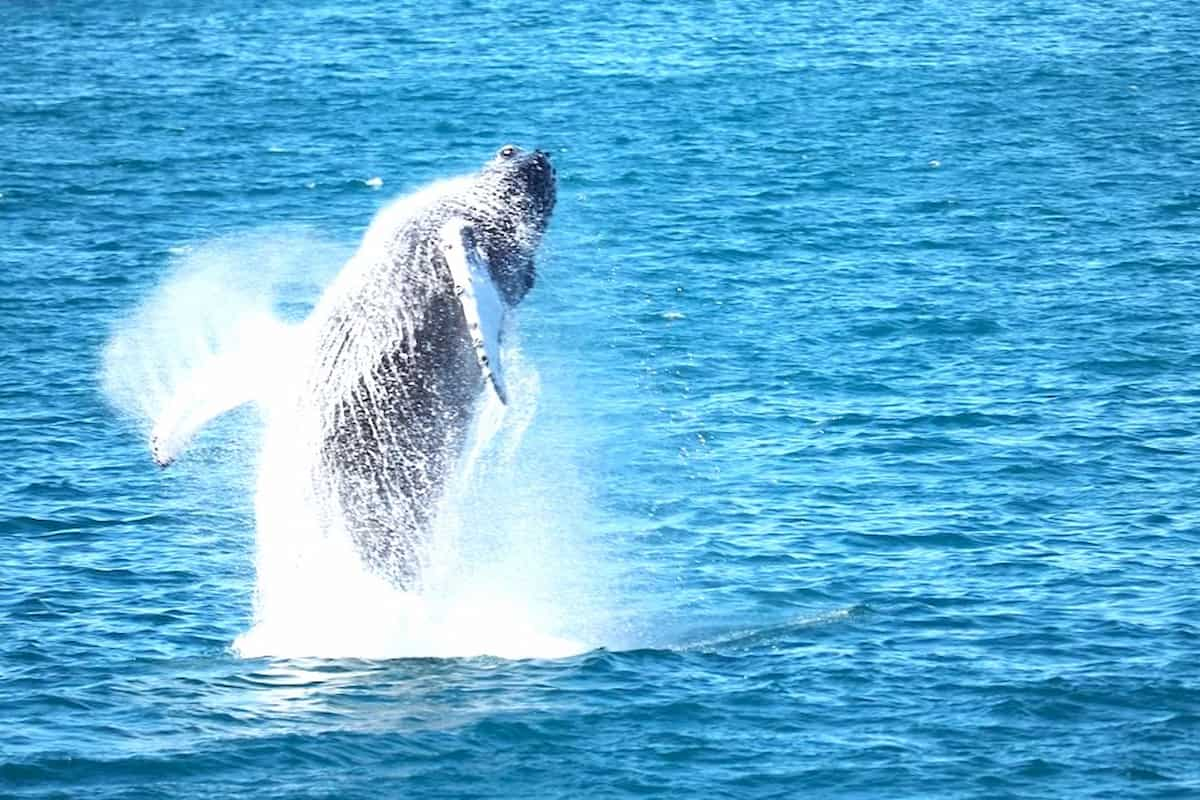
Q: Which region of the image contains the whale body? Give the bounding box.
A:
[150,146,556,589]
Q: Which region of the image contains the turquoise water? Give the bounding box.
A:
[4,1,1200,797]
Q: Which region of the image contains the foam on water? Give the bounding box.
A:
[103,219,600,662]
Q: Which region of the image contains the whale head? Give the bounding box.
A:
[457,144,556,306]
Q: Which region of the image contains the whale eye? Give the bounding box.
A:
[498,145,518,160]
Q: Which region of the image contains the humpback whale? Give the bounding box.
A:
[149,145,557,589]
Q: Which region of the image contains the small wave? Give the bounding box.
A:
[630,606,866,654]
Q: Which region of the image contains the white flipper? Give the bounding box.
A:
[440,219,509,404]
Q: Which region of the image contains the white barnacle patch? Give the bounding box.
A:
[439,219,509,404]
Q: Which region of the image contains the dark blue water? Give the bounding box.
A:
[4,1,1200,797]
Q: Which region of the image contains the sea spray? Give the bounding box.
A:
[103,227,605,660]
[101,230,345,436]
[237,331,593,660]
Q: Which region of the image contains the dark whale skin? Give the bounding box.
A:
[304,147,555,588]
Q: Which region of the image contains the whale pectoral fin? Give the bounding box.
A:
[439,218,509,405]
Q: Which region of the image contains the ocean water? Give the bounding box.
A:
[3,1,1199,797]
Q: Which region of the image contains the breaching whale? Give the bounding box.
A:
[149,145,557,589]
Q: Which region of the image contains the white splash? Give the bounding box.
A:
[103,223,601,662]
[237,330,594,661]
[101,230,334,432]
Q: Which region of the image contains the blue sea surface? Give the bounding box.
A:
[3,1,1199,797]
